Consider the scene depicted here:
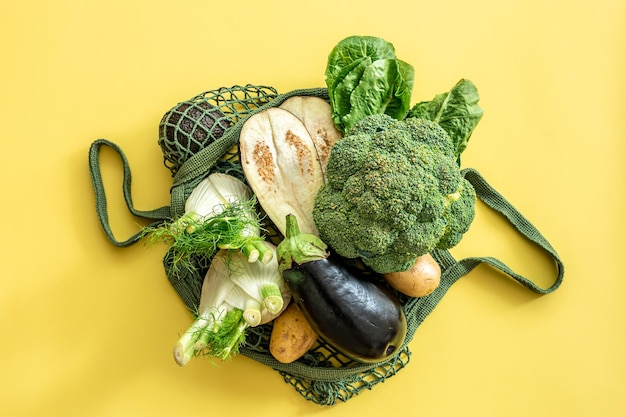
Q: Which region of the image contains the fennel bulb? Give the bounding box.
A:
[225,242,287,315]
[144,173,272,270]
[173,249,290,366]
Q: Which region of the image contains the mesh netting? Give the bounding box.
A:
[163,237,457,406]
[88,86,564,405]
[158,85,279,175]
[161,85,460,406]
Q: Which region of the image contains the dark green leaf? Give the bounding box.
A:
[340,59,414,132]
[325,36,396,89]
[408,79,483,161]
[330,58,371,129]
[381,59,414,120]
[325,36,414,132]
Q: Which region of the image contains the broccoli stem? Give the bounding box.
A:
[276,214,329,274]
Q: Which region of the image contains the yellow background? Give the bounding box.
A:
[1,0,624,416]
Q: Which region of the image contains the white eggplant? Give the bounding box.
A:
[278,96,343,180]
[239,107,324,236]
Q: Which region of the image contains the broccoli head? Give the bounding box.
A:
[312,114,476,274]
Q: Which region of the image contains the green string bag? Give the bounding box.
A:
[88,85,564,406]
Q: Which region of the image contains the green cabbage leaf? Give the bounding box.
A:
[408,79,483,163]
[325,36,414,133]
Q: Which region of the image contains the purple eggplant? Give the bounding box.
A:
[276,214,407,363]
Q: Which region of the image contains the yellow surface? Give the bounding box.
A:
[1,0,624,416]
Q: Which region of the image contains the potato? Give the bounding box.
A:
[383,254,441,297]
[269,302,318,364]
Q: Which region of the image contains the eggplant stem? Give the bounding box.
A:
[277,214,328,273]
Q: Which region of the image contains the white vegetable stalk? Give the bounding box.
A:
[224,243,286,314]
[226,285,263,327]
[173,254,235,366]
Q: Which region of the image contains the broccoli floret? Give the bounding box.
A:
[313,114,476,274]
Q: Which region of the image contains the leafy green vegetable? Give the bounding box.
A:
[407,79,483,163]
[325,36,396,89]
[325,36,414,133]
